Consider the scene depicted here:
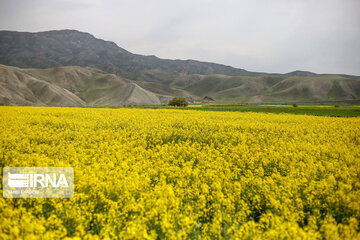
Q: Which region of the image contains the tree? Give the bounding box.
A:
[168,97,188,107]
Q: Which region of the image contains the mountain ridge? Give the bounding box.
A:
[0,29,254,76]
[1,29,358,77]
[0,29,359,106]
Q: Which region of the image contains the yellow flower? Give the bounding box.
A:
[0,106,359,239]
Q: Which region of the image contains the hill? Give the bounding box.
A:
[0,64,164,106]
[0,29,359,105]
[0,30,252,76]
[180,74,360,103]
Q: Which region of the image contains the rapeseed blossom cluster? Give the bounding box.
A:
[0,107,359,239]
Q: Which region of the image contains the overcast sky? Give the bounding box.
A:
[0,0,359,75]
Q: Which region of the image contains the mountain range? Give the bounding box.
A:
[0,29,359,106]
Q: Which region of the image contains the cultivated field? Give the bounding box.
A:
[0,107,359,239]
[140,104,360,118]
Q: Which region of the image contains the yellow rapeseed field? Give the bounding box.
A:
[0,107,359,239]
